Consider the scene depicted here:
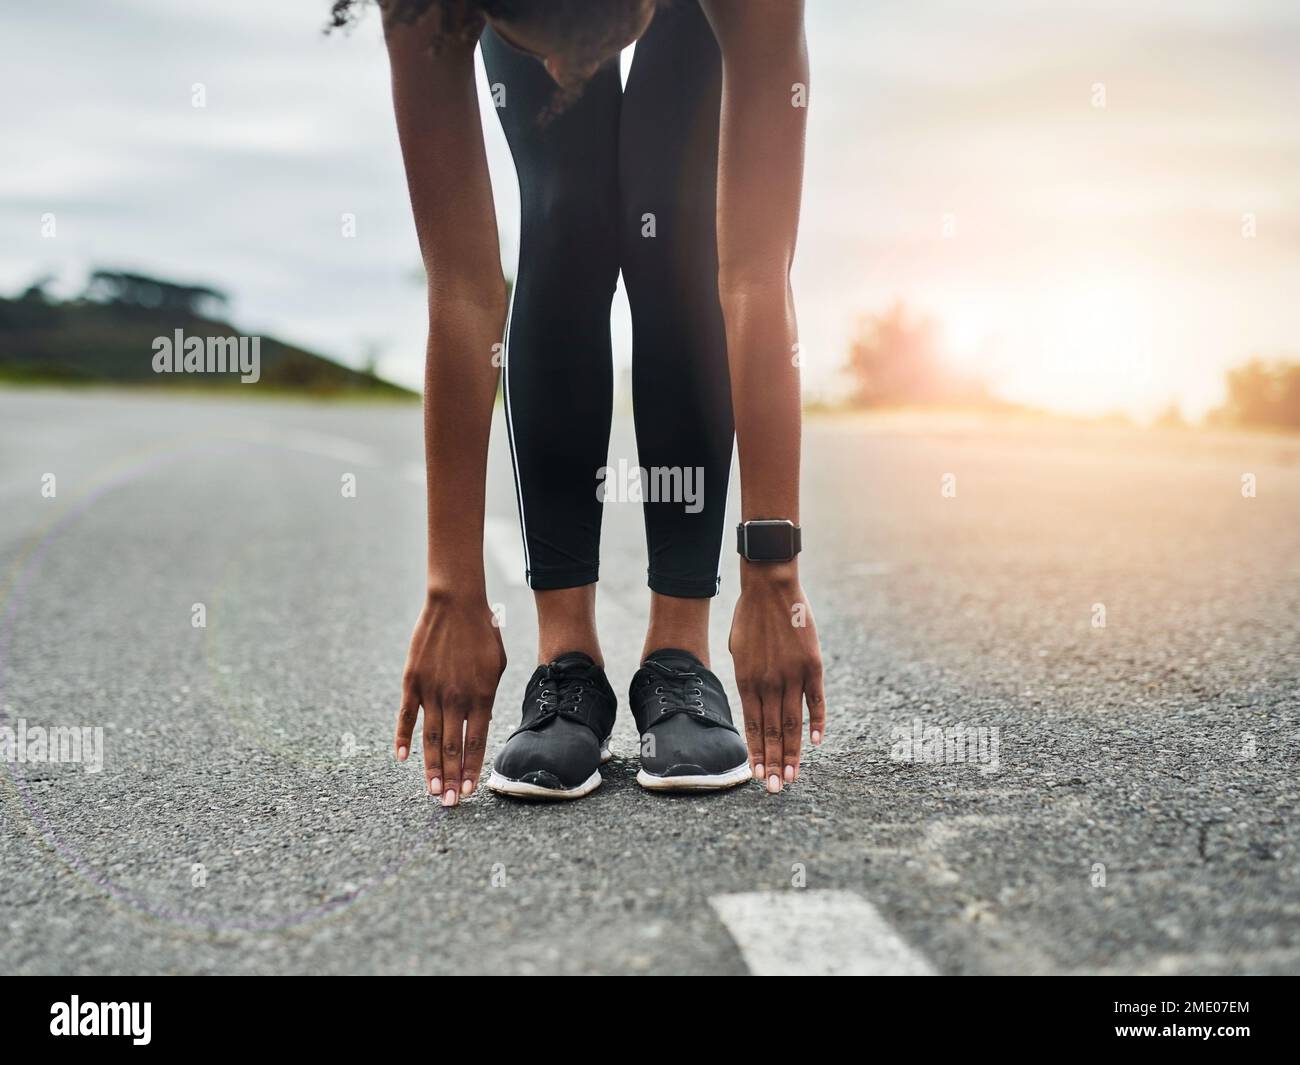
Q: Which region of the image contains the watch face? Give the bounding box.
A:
[744,521,796,561]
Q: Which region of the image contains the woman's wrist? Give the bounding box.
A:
[739,558,800,591]
[426,570,488,605]
[426,530,488,603]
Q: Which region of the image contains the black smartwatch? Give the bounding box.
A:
[736,519,802,562]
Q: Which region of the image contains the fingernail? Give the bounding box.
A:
[461,778,473,796]
[442,788,458,807]
[397,745,408,761]
[429,777,441,796]
[784,764,795,783]
[767,774,781,794]
[811,730,821,745]
[755,763,764,778]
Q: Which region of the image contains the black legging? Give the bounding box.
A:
[482,0,732,598]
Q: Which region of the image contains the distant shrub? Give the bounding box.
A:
[1211,359,1300,431]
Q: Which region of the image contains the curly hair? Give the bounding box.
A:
[329,0,657,119]
[329,0,655,64]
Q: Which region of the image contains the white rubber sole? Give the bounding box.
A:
[487,767,602,800]
[485,737,611,801]
[636,761,754,792]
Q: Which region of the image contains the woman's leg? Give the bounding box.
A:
[481,31,623,663]
[618,0,731,664]
[619,12,752,788]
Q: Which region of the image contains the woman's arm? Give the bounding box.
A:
[385,10,507,805]
[701,0,826,792]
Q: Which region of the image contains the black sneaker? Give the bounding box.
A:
[629,649,752,792]
[487,652,617,800]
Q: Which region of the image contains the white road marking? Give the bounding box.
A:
[484,515,527,587]
[709,889,936,976]
[0,429,384,499]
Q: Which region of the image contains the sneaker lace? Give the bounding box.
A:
[640,660,707,719]
[533,665,593,718]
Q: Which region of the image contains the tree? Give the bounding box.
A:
[1214,358,1300,430]
[81,270,229,318]
[20,274,57,303]
[846,302,988,407]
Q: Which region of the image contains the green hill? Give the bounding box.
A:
[0,270,415,398]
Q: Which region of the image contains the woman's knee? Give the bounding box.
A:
[517,188,619,296]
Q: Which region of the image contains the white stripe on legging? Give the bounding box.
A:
[500,272,532,584]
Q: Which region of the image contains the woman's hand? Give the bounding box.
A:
[729,563,826,793]
[396,589,506,806]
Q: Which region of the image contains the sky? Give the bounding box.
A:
[3,0,1299,418]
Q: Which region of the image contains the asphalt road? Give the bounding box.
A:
[1,389,1297,975]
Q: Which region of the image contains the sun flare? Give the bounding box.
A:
[941,274,1173,419]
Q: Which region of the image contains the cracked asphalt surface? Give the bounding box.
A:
[1,389,1297,974]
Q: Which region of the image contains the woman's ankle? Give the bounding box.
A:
[642,592,711,667]
[538,634,603,666]
[535,585,603,666]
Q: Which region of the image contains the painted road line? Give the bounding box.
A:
[484,515,527,587]
[709,889,936,976]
